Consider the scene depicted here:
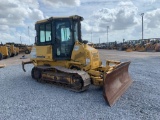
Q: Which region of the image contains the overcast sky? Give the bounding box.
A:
[0,0,160,44]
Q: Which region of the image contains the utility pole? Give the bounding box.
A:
[107,26,109,44]
[28,26,30,44]
[99,38,100,45]
[20,36,22,44]
[141,13,144,40]
[123,39,125,43]
[91,31,92,43]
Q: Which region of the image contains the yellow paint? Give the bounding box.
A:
[0,46,9,58]
[28,41,123,86]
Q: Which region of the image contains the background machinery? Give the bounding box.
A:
[14,44,32,54]
[22,15,132,106]
[145,39,160,52]
[134,40,146,52]
[0,43,10,59]
[155,43,160,52]
[24,46,32,54]
[6,43,19,56]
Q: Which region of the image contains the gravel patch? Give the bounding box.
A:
[0,51,160,120]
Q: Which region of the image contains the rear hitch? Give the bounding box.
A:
[22,61,33,72]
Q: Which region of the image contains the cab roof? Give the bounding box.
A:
[35,15,83,24]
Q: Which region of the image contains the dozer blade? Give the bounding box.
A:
[103,61,132,106]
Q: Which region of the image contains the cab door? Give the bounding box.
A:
[53,19,74,60]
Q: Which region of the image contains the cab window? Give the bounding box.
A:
[39,23,51,43]
[61,27,71,42]
[40,25,45,42]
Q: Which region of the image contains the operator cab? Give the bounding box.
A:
[35,15,83,60]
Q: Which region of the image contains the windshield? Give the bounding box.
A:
[55,21,72,42]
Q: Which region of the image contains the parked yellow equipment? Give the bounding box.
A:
[6,43,19,56]
[22,15,132,106]
[24,46,32,54]
[15,47,19,55]
[0,45,10,59]
[155,43,160,52]
[134,40,146,52]
[17,44,32,54]
[8,45,16,57]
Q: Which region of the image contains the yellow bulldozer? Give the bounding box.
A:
[22,15,132,106]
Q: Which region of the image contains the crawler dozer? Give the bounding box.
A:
[22,15,132,106]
